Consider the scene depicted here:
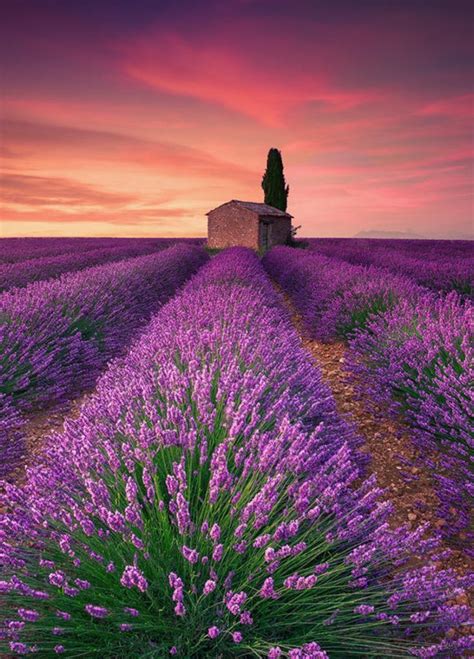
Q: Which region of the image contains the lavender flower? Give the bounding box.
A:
[17,609,39,622]
[120,565,148,592]
[0,248,471,657]
[84,604,108,618]
[0,244,208,478]
[203,579,216,595]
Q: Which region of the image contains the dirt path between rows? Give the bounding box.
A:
[7,392,93,487]
[279,290,472,622]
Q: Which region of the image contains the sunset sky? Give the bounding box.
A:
[1,0,473,238]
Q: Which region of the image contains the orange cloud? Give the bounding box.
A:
[2,119,257,183]
[1,173,136,207]
[0,170,215,234]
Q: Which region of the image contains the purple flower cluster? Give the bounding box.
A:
[264,245,472,554]
[0,243,208,477]
[0,248,471,656]
[0,236,203,266]
[120,565,148,592]
[263,246,423,341]
[308,237,473,297]
[0,241,166,292]
[348,290,473,551]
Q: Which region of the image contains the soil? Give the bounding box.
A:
[6,391,93,487]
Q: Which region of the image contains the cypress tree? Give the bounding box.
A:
[261,148,289,211]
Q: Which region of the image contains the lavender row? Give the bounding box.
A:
[263,246,424,342]
[0,238,204,266]
[308,239,474,296]
[0,238,125,264]
[0,248,471,657]
[0,244,209,474]
[348,291,473,553]
[264,246,472,552]
[308,238,473,259]
[0,240,200,292]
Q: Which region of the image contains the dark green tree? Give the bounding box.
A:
[261,148,289,211]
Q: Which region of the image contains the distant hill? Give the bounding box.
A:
[353,230,426,239]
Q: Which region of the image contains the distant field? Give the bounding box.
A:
[306,237,474,296]
[1,238,472,658]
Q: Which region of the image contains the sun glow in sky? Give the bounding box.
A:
[1,0,473,238]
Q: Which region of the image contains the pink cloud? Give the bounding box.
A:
[2,4,471,238]
[119,29,380,127]
[416,94,474,119]
[1,172,135,207]
[2,119,257,184]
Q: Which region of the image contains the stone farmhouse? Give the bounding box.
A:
[206,200,293,251]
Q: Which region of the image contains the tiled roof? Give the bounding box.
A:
[207,200,293,218]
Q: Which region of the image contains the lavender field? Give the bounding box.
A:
[0,238,473,657]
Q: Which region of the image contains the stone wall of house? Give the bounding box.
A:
[207,205,258,249]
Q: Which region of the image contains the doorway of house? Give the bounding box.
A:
[259,221,271,252]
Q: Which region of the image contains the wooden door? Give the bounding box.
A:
[259,221,271,251]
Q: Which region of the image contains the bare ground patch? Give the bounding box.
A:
[6,391,93,487]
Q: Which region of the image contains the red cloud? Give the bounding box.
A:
[119,29,380,127]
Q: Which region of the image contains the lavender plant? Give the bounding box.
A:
[262,247,423,342]
[264,245,472,553]
[1,249,471,657]
[308,238,473,297]
[0,244,208,476]
[348,290,473,552]
[0,241,172,292]
[0,238,203,267]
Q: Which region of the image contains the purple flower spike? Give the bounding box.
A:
[123,607,140,617]
[268,648,282,658]
[203,579,216,595]
[231,631,243,643]
[17,609,39,622]
[259,578,279,600]
[120,565,148,592]
[84,604,108,619]
[181,545,199,564]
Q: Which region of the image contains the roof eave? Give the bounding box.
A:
[206,199,293,218]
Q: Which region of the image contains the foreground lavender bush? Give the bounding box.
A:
[0,244,208,475]
[348,291,474,553]
[1,249,471,657]
[263,246,422,342]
